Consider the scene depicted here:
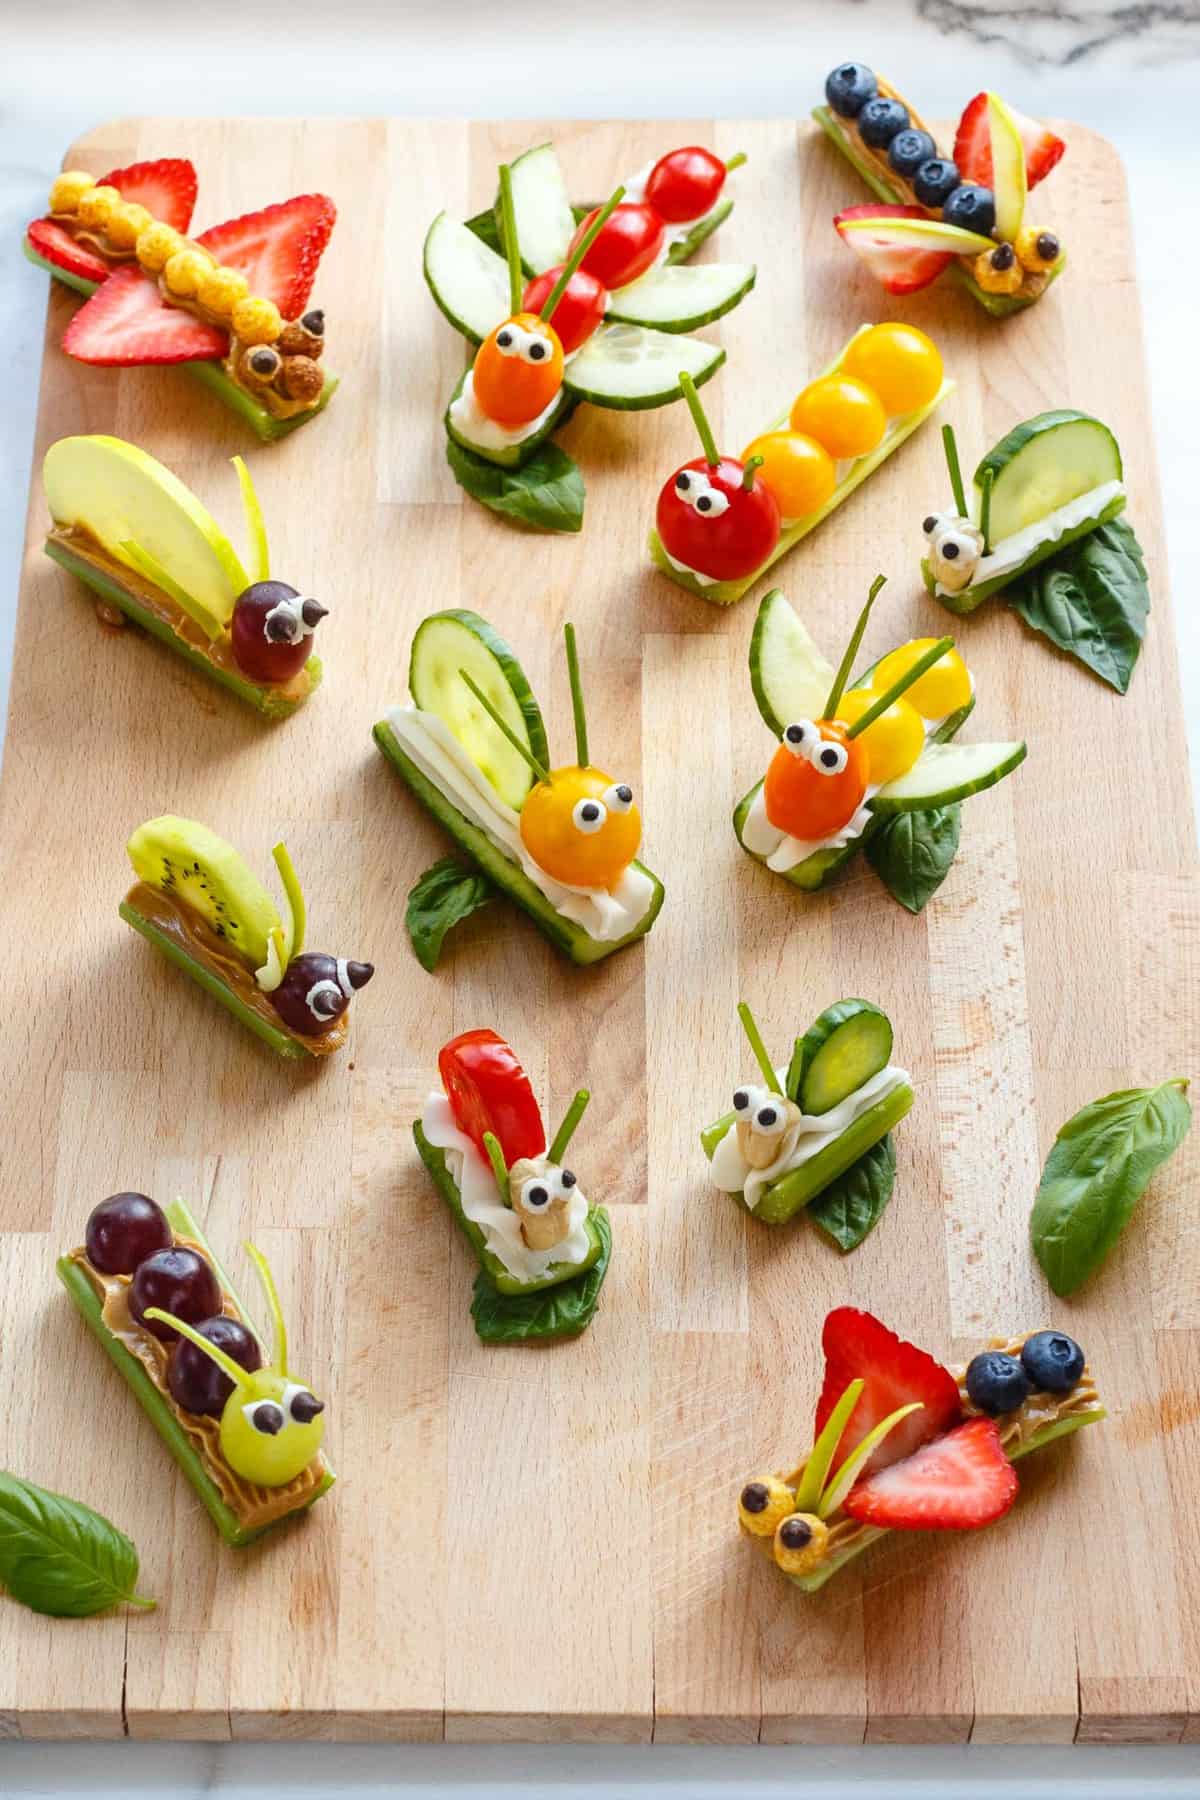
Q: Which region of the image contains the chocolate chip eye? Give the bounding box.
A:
[572,797,607,835]
[560,1169,576,1189]
[250,1402,284,1436]
[300,309,325,335]
[525,1183,551,1211]
[603,782,634,814]
[733,1088,751,1113]
[741,1482,769,1513]
[1036,232,1059,261]
[289,1389,324,1424]
[783,719,818,757]
[922,514,938,535]
[814,741,849,777]
[779,1515,813,1549]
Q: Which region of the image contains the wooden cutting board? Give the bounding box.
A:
[1,114,1197,1747]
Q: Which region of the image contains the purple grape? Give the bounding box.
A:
[269,952,374,1035]
[167,1315,262,1415]
[85,1192,172,1275]
[129,1247,221,1342]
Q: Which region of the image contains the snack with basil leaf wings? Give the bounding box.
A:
[739,1308,1104,1591]
[415,1030,612,1343]
[375,612,663,966]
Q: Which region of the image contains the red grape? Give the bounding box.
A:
[168,1315,262,1416]
[85,1192,172,1275]
[230,581,328,684]
[270,952,374,1035]
[130,1247,221,1342]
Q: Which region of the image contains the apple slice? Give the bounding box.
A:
[834,205,994,295]
[987,93,1027,243]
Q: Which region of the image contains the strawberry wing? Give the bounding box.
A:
[196,194,335,319]
[954,93,1065,192]
[815,1307,963,1477]
[62,266,226,366]
[99,158,198,232]
[833,204,956,295]
[841,1417,1019,1531]
[26,218,110,285]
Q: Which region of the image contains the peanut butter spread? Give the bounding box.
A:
[69,1239,328,1533]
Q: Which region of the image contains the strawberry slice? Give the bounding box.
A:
[833,204,956,295]
[196,194,335,318]
[62,266,226,365]
[954,93,1065,193]
[98,158,198,232]
[841,1416,1019,1531]
[815,1307,962,1477]
[26,218,110,285]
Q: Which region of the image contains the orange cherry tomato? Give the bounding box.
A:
[520,765,642,890]
[742,430,836,519]
[789,375,886,460]
[763,720,869,840]
[472,311,564,427]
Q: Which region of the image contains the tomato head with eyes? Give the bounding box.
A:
[520,766,642,890]
[472,311,564,426]
[656,456,781,582]
[763,718,869,841]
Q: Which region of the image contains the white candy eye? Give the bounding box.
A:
[782,720,819,758]
[523,1181,552,1212]
[603,782,634,814]
[733,1082,769,1117]
[922,513,941,538]
[733,1087,751,1113]
[520,331,553,365]
[572,797,607,834]
[494,324,522,357]
[812,739,849,777]
[937,531,976,563]
[674,470,696,500]
[693,483,729,519]
[752,1099,783,1132]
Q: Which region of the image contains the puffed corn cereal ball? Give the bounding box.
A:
[106,202,154,250]
[973,243,1022,297]
[197,266,250,317]
[50,171,95,214]
[772,1512,830,1576]
[135,222,184,272]
[76,184,122,231]
[232,295,284,346]
[738,1476,797,1538]
[163,249,216,298]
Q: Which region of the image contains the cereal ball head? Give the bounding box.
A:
[738,1476,796,1537]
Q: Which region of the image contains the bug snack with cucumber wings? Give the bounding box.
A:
[739,1307,1104,1591]
[120,817,373,1059]
[375,613,663,967]
[702,1001,912,1248]
[425,142,753,532]
[42,436,327,719]
[649,323,951,603]
[735,582,1026,911]
[415,1030,612,1343]
[58,1193,334,1546]
[815,66,1066,315]
[25,158,335,440]
[921,417,1150,694]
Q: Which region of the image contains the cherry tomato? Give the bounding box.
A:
[741,430,836,521]
[834,687,925,784]
[520,765,642,891]
[872,640,972,720]
[842,323,943,415]
[438,1028,546,1166]
[521,265,607,355]
[763,720,869,840]
[644,146,726,224]
[472,311,564,427]
[656,456,780,582]
[790,375,886,460]
[568,202,664,290]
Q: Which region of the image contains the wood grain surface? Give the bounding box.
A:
[1,114,1196,1746]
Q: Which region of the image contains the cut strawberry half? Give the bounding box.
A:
[814,1307,963,1477]
[99,158,198,232]
[833,204,957,295]
[62,266,226,366]
[196,194,335,319]
[954,93,1065,193]
[26,218,110,285]
[841,1416,1019,1531]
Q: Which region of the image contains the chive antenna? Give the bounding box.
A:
[459,669,551,782]
[823,573,887,719]
[483,1130,510,1203]
[564,622,589,768]
[725,151,747,173]
[497,164,523,315]
[736,1001,783,1096]
[742,453,764,492]
[680,370,720,468]
[549,1089,591,1165]
[844,636,955,740]
[540,186,625,324]
[942,423,968,518]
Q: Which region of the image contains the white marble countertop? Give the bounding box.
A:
[2,0,1199,1789]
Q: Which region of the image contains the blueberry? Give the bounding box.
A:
[913,157,961,208]
[857,97,910,149]
[1020,1331,1085,1394]
[942,184,996,236]
[824,62,877,118]
[965,1350,1032,1416]
[887,128,937,178]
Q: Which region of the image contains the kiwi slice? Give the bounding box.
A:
[126,816,282,971]
[786,999,894,1116]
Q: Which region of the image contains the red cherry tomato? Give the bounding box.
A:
[568,202,664,290]
[644,146,726,224]
[438,1028,546,1167]
[655,455,781,582]
[521,265,607,355]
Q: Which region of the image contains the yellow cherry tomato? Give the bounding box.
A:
[842,323,944,415]
[872,639,973,721]
[520,765,641,890]
[472,311,565,427]
[741,430,836,520]
[834,687,925,784]
[789,375,886,460]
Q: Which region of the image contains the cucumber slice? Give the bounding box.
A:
[424,212,509,344]
[563,322,724,411]
[506,142,575,275]
[976,412,1122,544]
[407,610,549,809]
[869,740,1027,814]
[786,1000,894,1115]
[606,262,756,334]
[749,589,836,737]
[443,367,573,469]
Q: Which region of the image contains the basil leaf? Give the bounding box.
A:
[1007,517,1149,694]
[808,1134,896,1253]
[1030,1079,1192,1296]
[865,805,961,914]
[406,856,493,973]
[470,1208,612,1343]
[446,438,585,534]
[0,1471,154,1617]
